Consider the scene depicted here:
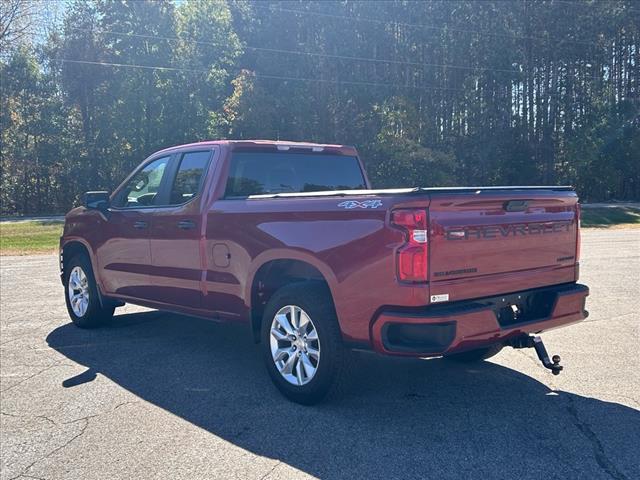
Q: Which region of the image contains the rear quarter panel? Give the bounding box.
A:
[203,195,429,343]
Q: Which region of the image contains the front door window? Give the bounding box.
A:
[112,156,170,208]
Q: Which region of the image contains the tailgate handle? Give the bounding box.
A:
[504,200,529,212]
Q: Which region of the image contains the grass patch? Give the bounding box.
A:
[0,220,63,255]
[581,206,640,228]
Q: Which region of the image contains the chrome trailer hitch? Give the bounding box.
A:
[508,335,563,375]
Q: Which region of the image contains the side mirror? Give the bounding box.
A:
[83,191,110,213]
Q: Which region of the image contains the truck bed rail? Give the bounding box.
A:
[246,185,575,200]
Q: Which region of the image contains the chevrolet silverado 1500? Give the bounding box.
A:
[60,140,589,404]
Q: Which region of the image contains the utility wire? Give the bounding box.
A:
[61,26,605,82]
[253,4,607,48]
[250,72,464,92]
[53,58,607,101]
[361,0,640,15]
[53,58,208,74]
[53,58,466,92]
[65,26,524,75]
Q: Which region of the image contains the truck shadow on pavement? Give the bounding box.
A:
[47,311,639,480]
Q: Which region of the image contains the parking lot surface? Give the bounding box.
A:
[1,229,638,480]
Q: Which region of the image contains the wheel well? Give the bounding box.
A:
[61,241,124,308]
[250,259,331,342]
[62,241,91,276]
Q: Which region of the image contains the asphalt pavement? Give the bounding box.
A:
[1,229,638,480]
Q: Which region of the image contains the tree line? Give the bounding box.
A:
[1,0,638,215]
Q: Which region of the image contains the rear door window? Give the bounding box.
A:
[167,151,211,205]
[225,152,366,197]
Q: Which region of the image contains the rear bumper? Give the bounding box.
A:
[371,283,589,356]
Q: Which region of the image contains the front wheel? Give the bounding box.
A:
[260,282,349,405]
[64,254,114,328]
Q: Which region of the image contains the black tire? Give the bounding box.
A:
[260,282,350,405]
[64,254,114,329]
[445,343,504,363]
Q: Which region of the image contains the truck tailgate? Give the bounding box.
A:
[428,190,579,301]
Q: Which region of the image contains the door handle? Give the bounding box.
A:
[133,220,148,229]
[177,220,196,230]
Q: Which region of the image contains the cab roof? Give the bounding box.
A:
[154,140,357,156]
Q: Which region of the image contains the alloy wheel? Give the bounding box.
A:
[68,266,90,317]
[269,305,321,386]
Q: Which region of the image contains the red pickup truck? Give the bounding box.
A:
[60,140,589,404]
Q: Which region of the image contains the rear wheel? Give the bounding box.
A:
[64,254,114,328]
[445,344,503,363]
[260,282,349,405]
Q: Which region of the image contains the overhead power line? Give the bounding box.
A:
[65,27,524,76]
[53,57,603,100]
[52,58,465,92]
[253,4,606,48]
[61,26,603,82]
[53,58,207,74]
[250,72,464,92]
[361,0,640,15]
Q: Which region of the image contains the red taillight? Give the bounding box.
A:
[391,209,428,283]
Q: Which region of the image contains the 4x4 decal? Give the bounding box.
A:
[337,199,383,209]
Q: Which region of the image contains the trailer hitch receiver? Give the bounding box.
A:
[509,335,563,375]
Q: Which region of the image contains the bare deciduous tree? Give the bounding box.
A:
[0,0,37,53]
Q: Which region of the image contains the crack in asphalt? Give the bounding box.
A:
[63,414,99,425]
[35,415,58,427]
[564,395,629,480]
[4,402,141,480]
[1,412,59,427]
[113,400,140,410]
[258,460,282,480]
[0,361,67,394]
[0,333,29,346]
[513,349,629,480]
[8,417,90,480]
